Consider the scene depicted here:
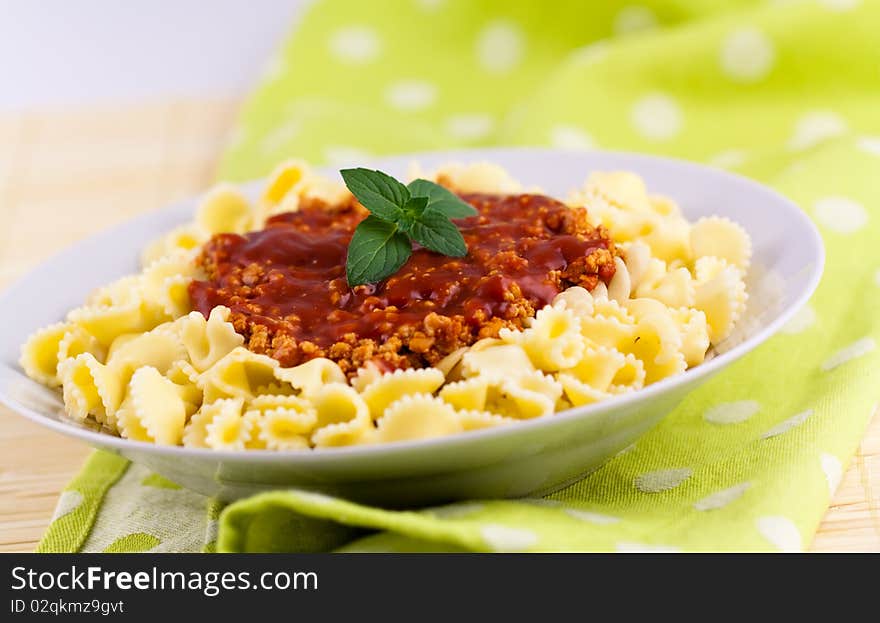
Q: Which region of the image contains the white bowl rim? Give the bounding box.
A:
[0,147,825,463]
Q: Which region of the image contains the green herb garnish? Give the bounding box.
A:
[340,168,477,286]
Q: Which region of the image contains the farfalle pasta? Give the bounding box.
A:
[20,160,751,449]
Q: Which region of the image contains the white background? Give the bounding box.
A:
[0,0,305,110]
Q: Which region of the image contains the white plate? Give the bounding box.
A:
[0,148,823,506]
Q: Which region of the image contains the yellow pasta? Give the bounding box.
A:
[141,250,204,319]
[690,216,752,270]
[461,343,535,380]
[20,323,72,387]
[182,398,245,449]
[310,384,374,447]
[21,162,754,449]
[198,347,279,402]
[359,368,445,419]
[274,357,347,397]
[506,306,585,372]
[375,394,463,443]
[180,306,245,372]
[58,353,126,427]
[195,184,254,235]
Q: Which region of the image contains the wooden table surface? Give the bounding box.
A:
[0,99,878,552]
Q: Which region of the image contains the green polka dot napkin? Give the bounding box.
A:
[39,0,880,553]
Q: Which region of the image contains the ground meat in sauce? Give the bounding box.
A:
[189,191,617,376]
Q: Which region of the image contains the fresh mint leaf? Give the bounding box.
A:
[409,210,468,257]
[346,216,412,286]
[407,178,478,219]
[341,168,410,222]
[398,196,429,234]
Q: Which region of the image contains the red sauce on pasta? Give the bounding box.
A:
[189,192,617,374]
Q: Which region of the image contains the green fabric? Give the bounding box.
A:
[40,0,880,553]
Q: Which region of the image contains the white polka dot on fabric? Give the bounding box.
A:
[857,136,880,156]
[631,93,683,141]
[780,304,817,334]
[260,120,301,155]
[616,542,680,553]
[761,409,813,439]
[788,111,848,150]
[476,20,525,74]
[293,490,339,506]
[720,27,775,82]
[703,400,760,425]
[756,516,802,552]
[820,453,843,496]
[385,80,437,111]
[819,0,861,11]
[634,467,692,493]
[415,0,445,11]
[563,509,621,525]
[613,6,657,35]
[324,145,372,166]
[813,196,868,234]
[51,490,84,522]
[571,41,609,65]
[821,337,877,371]
[693,482,751,511]
[480,524,538,552]
[430,502,485,519]
[707,149,747,169]
[328,26,382,64]
[445,114,494,140]
[549,125,596,150]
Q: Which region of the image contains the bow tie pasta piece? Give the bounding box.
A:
[182,398,244,448]
[106,326,187,378]
[359,368,446,420]
[375,394,463,443]
[439,377,490,412]
[20,323,77,387]
[141,224,208,268]
[562,345,645,394]
[310,384,374,447]
[584,171,653,213]
[552,286,595,317]
[482,374,559,420]
[274,358,347,397]
[67,299,157,348]
[57,326,106,367]
[635,267,696,309]
[141,250,204,320]
[86,275,142,308]
[456,409,519,431]
[558,374,612,407]
[118,366,189,445]
[58,353,126,428]
[246,395,317,451]
[690,216,752,271]
[195,184,255,235]
[670,308,711,367]
[639,214,692,265]
[622,312,688,385]
[693,260,748,344]
[461,344,535,381]
[425,162,523,194]
[203,398,253,451]
[165,361,203,418]
[198,347,279,402]
[180,306,245,372]
[260,159,312,220]
[502,306,585,372]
